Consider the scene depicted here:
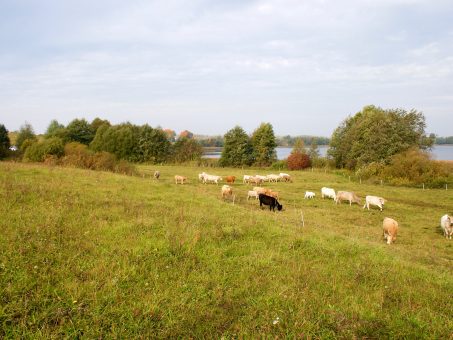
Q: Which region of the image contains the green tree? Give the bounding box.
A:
[90,118,111,134]
[308,138,320,160]
[0,124,11,159]
[16,123,37,152]
[291,138,306,155]
[66,119,95,145]
[138,125,171,163]
[171,137,203,163]
[219,126,254,167]
[45,119,67,140]
[328,105,434,169]
[251,122,277,166]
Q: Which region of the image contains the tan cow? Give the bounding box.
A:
[383,217,398,245]
[253,186,267,194]
[174,175,187,184]
[221,185,233,199]
[335,191,361,206]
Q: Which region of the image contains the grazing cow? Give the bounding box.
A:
[198,172,206,182]
[255,175,268,182]
[203,174,222,185]
[221,185,233,199]
[266,174,280,182]
[363,195,386,211]
[225,175,236,184]
[243,175,252,184]
[249,176,264,185]
[259,193,283,211]
[267,191,279,200]
[335,191,361,206]
[174,175,187,184]
[153,171,160,180]
[321,187,336,200]
[279,173,292,182]
[247,190,259,200]
[440,214,453,239]
[383,217,398,244]
[253,186,267,194]
[304,191,315,199]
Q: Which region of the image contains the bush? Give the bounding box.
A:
[271,160,288,170]
[287,152,311,170]
[23,138,64,162]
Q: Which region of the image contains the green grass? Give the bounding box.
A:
[1,162,452,338]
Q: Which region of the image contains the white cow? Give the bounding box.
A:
[267,174,281,183]
[363,195,386,211]
[440,214,453,239]
[203,174,222,185]
[221,185,233,199]
[321,187,336,200]
[255,175,268,182]
[198,172,207,182]
[279,173,292,182]
[304,191,315,199]
[247,190,259,200]
[243,175,252,184]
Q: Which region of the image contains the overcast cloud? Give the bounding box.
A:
[1,0,452,136]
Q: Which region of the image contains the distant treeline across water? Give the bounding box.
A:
[203,145,453,161]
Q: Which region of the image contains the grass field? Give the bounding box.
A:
[1,162,452,338]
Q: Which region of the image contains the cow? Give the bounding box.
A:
[247,190,259,200]
[255,175,268,182]
[383,217,398,245]
[440,214,453,239]
[363,195,386,211]
[253,186,267,194]
[335,191,361,206]
[249,176,264,185]
[153,171,160,180]
[243,175,252,184]
[304,191,315,199]
[203,174,222,185]
[259,193,283,211]
[198,172,207,182]
[266,174,281,183]
[321,187,336,200]
[221,185,233,199]
[174,175,187,184]
[267,191,279,200]
[279,173,292,182]
[225,175,236,184]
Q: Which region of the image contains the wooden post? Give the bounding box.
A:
[300,211,305,227]
[422,183,425,190]
[232,194,236,205]
[349,176,351,181]
[380,179,383,186]
[446,184,448,190]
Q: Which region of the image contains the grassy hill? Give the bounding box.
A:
[0,162,452,338]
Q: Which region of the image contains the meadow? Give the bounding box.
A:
[0,162,452,338]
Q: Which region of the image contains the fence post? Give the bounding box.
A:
[300,211,305,227]
[380,179,383,185]
[422,183,425,190]
[349,176,351,181]
[446,184,448,190]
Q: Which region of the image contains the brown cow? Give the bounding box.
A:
[225,176,236,184]
[383,217,398,244]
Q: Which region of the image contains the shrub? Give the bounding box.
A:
[271,160,288,170]
[287,152,311,170]
[23,138,64,162]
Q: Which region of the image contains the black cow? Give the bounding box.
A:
[259,193,283,211]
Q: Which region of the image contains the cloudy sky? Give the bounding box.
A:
[1,0,452,136]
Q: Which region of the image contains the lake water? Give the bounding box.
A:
[203,145,453,161]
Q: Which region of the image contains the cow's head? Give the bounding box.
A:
[277,203,283,211]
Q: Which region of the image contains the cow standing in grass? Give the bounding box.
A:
[259,194,283,211]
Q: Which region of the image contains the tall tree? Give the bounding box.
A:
[0,124,11,159]
[138,125,171,163]
[219,126,254,167]
[66,119,95,145]
[15,122,37,152]
[328,105,434,169]
[90,118,111,134]
[308,138,320,160]
[251,122,277,166]
[45,119,66,139]
[171,137,203,163]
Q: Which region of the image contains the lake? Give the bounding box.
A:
[202,145,453,161]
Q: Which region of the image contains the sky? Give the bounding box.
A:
[1,0,453,137]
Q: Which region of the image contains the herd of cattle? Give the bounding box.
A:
[155,170,453,244]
